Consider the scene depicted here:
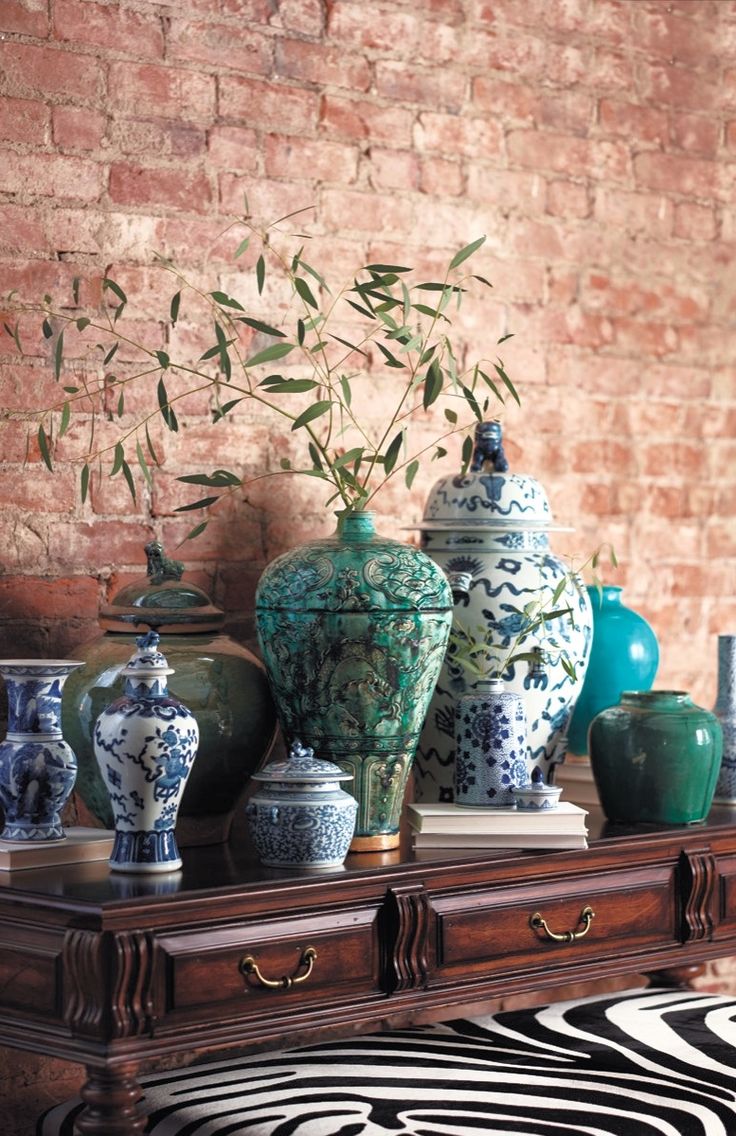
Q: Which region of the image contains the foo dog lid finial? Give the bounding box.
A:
[99,541,224,633]
[122,630,174,676]
[413,421,570,533]
[252,738,354,784]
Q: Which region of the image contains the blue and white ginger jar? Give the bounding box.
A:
[414,421,593,801]
[246,739,358,869]
[93,630,199,873]
[454,679,529,807]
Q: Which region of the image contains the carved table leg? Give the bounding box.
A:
[75,1063,147,1136]
[646,963,706,988]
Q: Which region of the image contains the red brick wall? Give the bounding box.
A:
[1,0,735,1128]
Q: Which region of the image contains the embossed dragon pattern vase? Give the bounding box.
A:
[0,660,84,841]
[255,512,453,851]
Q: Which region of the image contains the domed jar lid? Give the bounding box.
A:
[99,540,224,633]
[417,421,568,533]
[252,739,354,787]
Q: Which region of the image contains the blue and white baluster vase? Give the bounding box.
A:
[0,659,84,841]
[454,679,529,807]
[93,631,199,872]
[714,634,736,804]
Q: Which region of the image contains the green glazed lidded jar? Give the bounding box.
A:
[63,541,278,846]
[589,690,722,825]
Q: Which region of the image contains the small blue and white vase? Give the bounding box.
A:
[0,659,84,841]
[93,630,199,873]
[454,679,529,807]
[246,739,358,869]
[714,635,736,804]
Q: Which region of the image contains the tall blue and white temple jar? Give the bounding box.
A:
[93,630,199,872]
[414,421,593,802]
[0,659,84,840]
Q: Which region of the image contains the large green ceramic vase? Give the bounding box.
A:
[255,512,453,851]
[589,690,722,825]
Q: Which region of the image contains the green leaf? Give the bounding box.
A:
[411,302,450,321]
[375,342,405,369]
[383,431,404,475]
[116,389,124,417]
[234,236,249,258]
[460,382,482,422]
[291,400,333,431]
[332,447,364,470]
[237,316,286,338]
[72,277,80,305]
[76,317,90,331]
[110,442,125,476]
[460,435,473,475]
[405,459,419,489]
[364,263,412,273]
[296,258,329,291]
[59,401,71,438]
[177,469,240,487]
[170,291,181,325]
[297,319,305,346]
[136,440,153,488]
[54,330,64,381]
[339,375,352,407]
[245,341,295,367]
[449,235,486,270]
[38,424,53,471]
[42,318,53,339]
[478,368,501,401]
[256,254,265,294]
[294,277,318,309]
[330,334,367,358]
[346,298,376,320]
[308,442,323,470]
[155,350,170,369]
[432,446,447,461]
[145,422,159,465]
[63,385,79,394]
[3,321,21,352]
[122,460,136,503]
[103,277,127,305]
[494,361,521,406]
[157,377,178,431]
[212,397,244,422]
[81,463,90,503]
[103,342,118,366]
[185,520,209,541]
[280,457,292,470]
[210,290,245,311]
[497,332,514,344]
[423,359,443,410]
[176,495,218,512]
[215,320,232,380]
[259,378,319,394]
[444,408,458,425]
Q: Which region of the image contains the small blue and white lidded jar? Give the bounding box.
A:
[454,678,530,808]
[246,739,358,869]
[93,630,199,873]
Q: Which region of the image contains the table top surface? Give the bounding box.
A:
[2,803,736,911]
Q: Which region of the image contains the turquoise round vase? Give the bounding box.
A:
[567,586,659,756]
[63,542,278,846]
[255,512,453,851]
[589,691,722,825]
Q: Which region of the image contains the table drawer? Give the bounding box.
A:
[433,864,678,979]
[157,903,381,1026]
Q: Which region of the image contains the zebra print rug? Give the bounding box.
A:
[38,987,736,1136]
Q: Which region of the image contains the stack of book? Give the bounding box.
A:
[407,801,589,851]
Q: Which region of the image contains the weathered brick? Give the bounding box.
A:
[0,152,105,201]
[325,3,419,55]
[633,151,728,201]
[670,111,721,157]
[275,39,370,91]
[109,164,213,213]
[320,94,413,146]
[52,105,107,150]
[53,0,164,59]
[598,99,668,146]
[0,96,48,144]
[168,18,271,74]
[108,62,216,122]
[0,575,100,622]
[374,60,466,113]
[219,76,319,133]
[264,134,359,184]
[0,0,49,38]
[0,41,104,101]
[593,187,673,238]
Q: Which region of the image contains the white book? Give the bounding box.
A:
[406,800,588,835]
[413,831,588,851]
[0,827,114,871]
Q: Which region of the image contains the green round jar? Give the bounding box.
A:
[589,690,722,825]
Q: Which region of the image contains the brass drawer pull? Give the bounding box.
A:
[240,946,317,990]
[530,905,595,943]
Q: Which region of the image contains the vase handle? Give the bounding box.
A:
[529,905,595,943]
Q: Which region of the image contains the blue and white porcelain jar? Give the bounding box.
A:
[246,739,357,869]
[454,679,529,807]
[414,422,593,801]
[93,631,199,873]
[0,659,84,841]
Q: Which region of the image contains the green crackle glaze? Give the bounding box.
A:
[255,513,453,850]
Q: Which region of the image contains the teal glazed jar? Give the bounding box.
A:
[255,512,453,852]
[567,586,659,756]
[589,690,722,825]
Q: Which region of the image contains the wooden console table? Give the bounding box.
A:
[3,805,736,1135]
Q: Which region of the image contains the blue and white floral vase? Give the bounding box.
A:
[93,630,199,873]
[246,739,357,869]
[0,659,84,841]
[714,634,736,804]
[454,679,529,807]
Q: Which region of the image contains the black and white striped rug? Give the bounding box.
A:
[38,987,736,1135]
